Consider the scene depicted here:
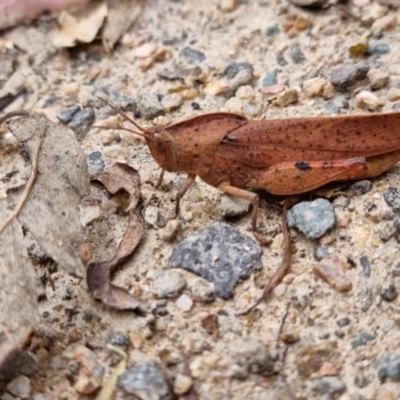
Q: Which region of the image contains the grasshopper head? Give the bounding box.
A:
[145,127,178,172]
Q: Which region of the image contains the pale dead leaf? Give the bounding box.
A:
[53,1,108,48]
[91,163,140,211]
[0,197,39,365]
[8,112,90,276]
[102,0,144,52]
[87,212,145,312]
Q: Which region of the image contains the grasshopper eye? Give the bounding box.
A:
[154,133,165,152]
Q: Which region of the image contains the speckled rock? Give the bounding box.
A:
[351,332,376,349]
[70,108,95,136]
[118,360,170,400]
[287,198,335,240]
[378,351,400,382]
[230,337,275,376]
[380,282,398,302]
[168,222,262,299]
[330,62,369,91]
[57,105,80,124]
[289,47,306,64]
[216,193,250,218]
[24,230,49,262]
[151,269,187,298]
[384,187,400,212]
[360,256,371,278]
[191,278,215,303]
[0,351,38,383]
[137,94,164,119]
[368,41,390,56]
[262,69,279,87]
[179,46,206,64]
[87,151,105,174]
[367,69,389,90]
[310,377,346,398]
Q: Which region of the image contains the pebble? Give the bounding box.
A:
[262,69,279,87]
[360,256,371,278]
[216,193,250,218]
[380,282,398,302]
[261,84,285,95]
[87,151,105,174]
[383,187,400,212]
[235,85,254,99]
[303,77,326,98]
[225,97,243,114]
[336,317,351,327]
[118,360,170,400]
[289,47,306,64]
[191,278,215,303]
[200,313,219,336]
[168,222,262,299]
[70,108,95,136]
[379,222,397,242]
[161,219,181,242]
[174,373,193,395]
[243,101,259,116]
[222,61,254,80]
[273,88,298,107]
[179,47,206,64]
[6,375,32,398]
[143,205,160,228]
[296,343,336,377]
[367,68,389,90]
[310,377,346,397]
[161,93,183,112]
[276,54,288,66]
[226,68,254,97]
[151,269,187,298]
[356,90,380,111]
[24,230,48,262]
[330,62,369,91]
[175,293,193,311]
[287,198,335,240]
[349,180,373,195]
[351,332,376,349]
[387,88,400,102]
[313,254,352,292]
[394,218,400,233]
[313,245,334,261]
[378,351,400,382]
[220,0,238,12]
[265,25,279,36]
[137,94,164,119]
[0,350,38,383]
[230,337,275,375]
[393,103,400,110]
[368,41,390,56]
[57,105,80,124]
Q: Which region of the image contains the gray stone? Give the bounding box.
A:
[380,282,398,302]
[336,317,351,327]
[117,360,170,400]
[276,54,287,66]
[168,222,262,299]
[287,199,335,240]
[87,151,105,174]
[368,41,390,56]
[118,95,136,111]
[262,69,279,87]
[222,62,254,80]
[216,193,250,218]
[310,377,346,398]
[57,105,81,124]
[313,245,334,261]
[0,350,38,383]
[394,218,400,233]
[70,108,95,136]
[137,94,164,120]
[230,337,275,376]
[265,25,279,36]
[330,62,369,91]
[191,278,215,303]
[360,256,371,278]
[289,47,306,64]
[151,269,187,298]
[324,99,341,115]
[6,375,31,398]
[179,47,206,64]
[24,230,49,262]
[384,187,400,212]
[351,332,376,349]
[379,351,400,382]
[349,180,373,195]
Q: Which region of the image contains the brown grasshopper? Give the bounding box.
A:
[101,99,400,312]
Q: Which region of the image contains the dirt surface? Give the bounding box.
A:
[1,1,400,399]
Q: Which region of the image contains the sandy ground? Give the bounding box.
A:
[1,1,400,399]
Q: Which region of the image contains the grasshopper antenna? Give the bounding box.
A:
[96,96,149,136]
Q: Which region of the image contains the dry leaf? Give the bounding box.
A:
[53,1,108,47]
[102,0,144,52]
[91,163,140,211]
[0,197,39,365]
[87,211,145,312]
[8,112,90,276]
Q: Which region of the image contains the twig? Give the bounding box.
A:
[0,113,46,234]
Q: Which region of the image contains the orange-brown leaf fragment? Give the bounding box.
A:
[91,163,140,211]
[313,254,352,292]
[87,211,145,312]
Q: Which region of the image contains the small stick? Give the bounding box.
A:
[0,114,46,234]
